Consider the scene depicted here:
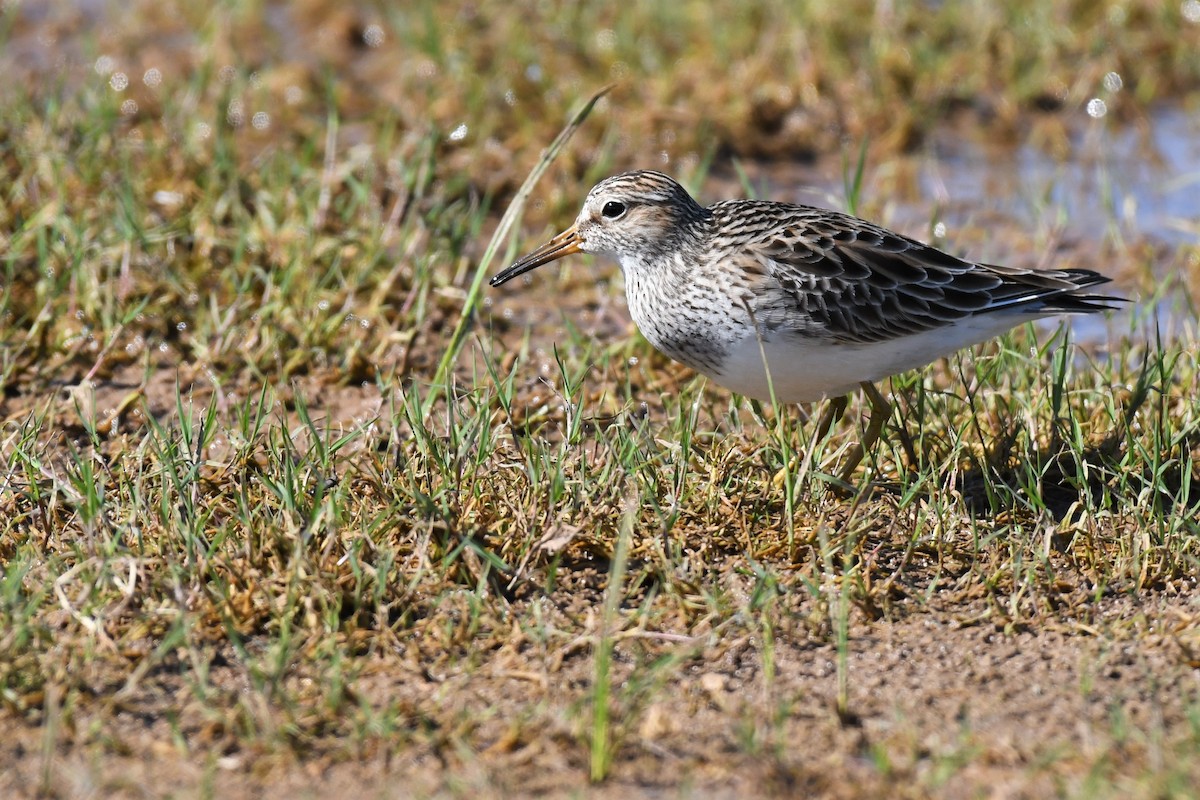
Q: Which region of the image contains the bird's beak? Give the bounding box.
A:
[489,225,583,287]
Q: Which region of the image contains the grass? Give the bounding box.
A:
[2,1,1200,798]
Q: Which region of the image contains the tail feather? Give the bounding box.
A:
[986,267,1124,315]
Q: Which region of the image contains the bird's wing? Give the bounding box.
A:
[732,205,1111,344]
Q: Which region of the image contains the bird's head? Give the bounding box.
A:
[489,170,706,286]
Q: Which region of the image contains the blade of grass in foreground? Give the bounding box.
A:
[432,84,614,392]
[590,490,636,783]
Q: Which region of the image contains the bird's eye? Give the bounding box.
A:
[601,201,627,219]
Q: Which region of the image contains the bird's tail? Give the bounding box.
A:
[987,267,1124,315]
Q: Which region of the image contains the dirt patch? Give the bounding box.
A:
[4,584,1197,799]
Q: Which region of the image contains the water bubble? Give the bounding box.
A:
[1184,0,1200,23]
[218,65,236,84]
[1102,71,1123,92]
[448,123,468,142]
[317,299,330,311]
[176,321,188,332]
[1086,98,1108,119]
[249,71,262,89]
[143,68,162,87]
[251,111,270,130]
[285,85,303,105]
[359,318,370,329]
[504,89,516,106]
[153,190,184,207]
[226,100,245,127]
[627,356,639,367]
[120,99,138,116]
[109,72,129,91]
[94,56,116,76]
[933,221,947,238]
[363,24,385,47]
[195,122,212,140]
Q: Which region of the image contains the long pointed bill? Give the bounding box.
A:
[489,225,583,287]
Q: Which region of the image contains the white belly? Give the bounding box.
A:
[707,316,1038,402]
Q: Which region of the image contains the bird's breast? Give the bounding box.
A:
[621,261,748,377]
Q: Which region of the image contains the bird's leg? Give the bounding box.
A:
[772,395,849,488]
[837,381,918,482]
[860,381,919,470]
[836,390,876,483]
[836,383,887,482]
[813,394,849,444]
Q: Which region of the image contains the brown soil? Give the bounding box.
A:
[4,565,1197,799]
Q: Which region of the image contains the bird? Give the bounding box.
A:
[489,170,1119,482]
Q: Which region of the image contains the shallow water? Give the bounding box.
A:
[919,107,1200,247]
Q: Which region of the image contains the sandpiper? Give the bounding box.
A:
[490,170,1118,480]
